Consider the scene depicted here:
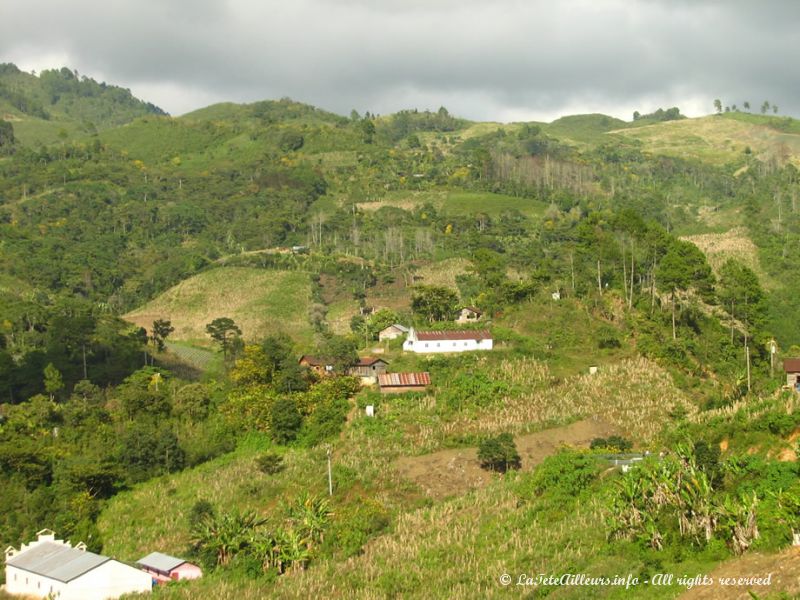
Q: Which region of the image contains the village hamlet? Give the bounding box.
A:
[5,4,800,595]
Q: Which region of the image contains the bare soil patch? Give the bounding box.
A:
[393,418,619,499]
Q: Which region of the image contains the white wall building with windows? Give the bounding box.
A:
[4,530,152,600]
[402,328,493,353]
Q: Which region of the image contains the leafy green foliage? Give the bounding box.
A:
[270,398,303,444]
[411,285,459,323]
[590,436,633,451]
[477,433,521,473]
[206,317,243,359]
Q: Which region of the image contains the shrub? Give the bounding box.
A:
[271,397,303,444]
[300,395,349,447]
[521,451,599,503]
[188,499,215,527]
[596,325,622,349]
[477,433,521,473]
[255,452,285,475]
[590,435,633,452]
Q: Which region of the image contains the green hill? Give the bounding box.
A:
[545,113,628,144]
[0,62,164,146]
[4,66,800,600]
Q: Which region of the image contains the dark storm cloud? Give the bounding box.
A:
[1,0,798,120]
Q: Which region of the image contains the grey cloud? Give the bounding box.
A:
[1,0,798,120]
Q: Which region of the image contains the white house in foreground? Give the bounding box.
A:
[4,530,151,600]
[402,328,493,353]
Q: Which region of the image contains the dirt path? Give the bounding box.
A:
[680,546,800,599]
[393,418,619,499]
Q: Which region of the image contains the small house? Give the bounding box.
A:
[4,530,152,600]
[784,358,800,391]
[347,357,389,384]
[378,372,431,394]
[298,355,334,375]
[455,306,482,324]
[403,328,493,354]
[360,306,375,316]
[378,324,409,341]
[137,552,202,584]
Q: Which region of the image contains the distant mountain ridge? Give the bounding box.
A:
[0,62,165,145]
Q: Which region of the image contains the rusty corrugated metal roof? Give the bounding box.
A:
[784,358,800,373]
[378,372,431,387]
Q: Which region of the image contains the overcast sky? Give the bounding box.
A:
[1,0,798,122]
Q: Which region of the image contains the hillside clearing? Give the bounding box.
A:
[682,227,777,289]
[356,190,547,217]
[123,267,314,346]
[612,115,800,166]
[413,257,471,289]
[394,418,618,499]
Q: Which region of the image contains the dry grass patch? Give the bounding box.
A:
[682,227,776,289]
[418,357,694,446]
[414,258,471,289]
[272,482,607,599]
[613,116,800,166]
[123,267,313,345]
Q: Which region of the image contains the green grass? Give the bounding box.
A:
[358,189,548,218]
[100,117,237,164]
[441,191,548,217]
[544,113,628,145]
[98,436,331,560]
[164,341,220,370]
[721,111,800,134]
[6,116,87,147]
[123,267,315,347]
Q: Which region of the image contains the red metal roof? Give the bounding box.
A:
[784,358,800,373]
[378,372,431,387]
[415,329,491,341]
[354,356,389,367]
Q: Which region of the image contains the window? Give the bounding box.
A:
[436,343,440,347]
[425,343,429,348]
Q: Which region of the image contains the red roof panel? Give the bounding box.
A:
[784,358,800,373]
[378,372,431,387]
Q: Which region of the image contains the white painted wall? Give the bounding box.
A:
[6,565,65,598]
[64,560,152,600]
[5,561,151,600]
[403,335,493,354]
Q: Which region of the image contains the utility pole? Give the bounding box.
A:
[770,339,777,379]
[326,446,333,496]
[746,345,752,393]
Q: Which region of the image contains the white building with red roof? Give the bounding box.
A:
[402,328,493,354]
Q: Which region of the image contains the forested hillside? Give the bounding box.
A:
[2,63,800,598]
